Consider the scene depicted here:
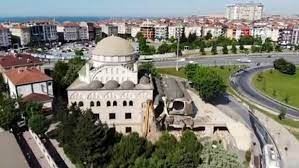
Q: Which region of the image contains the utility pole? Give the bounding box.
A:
[176,26,181,71]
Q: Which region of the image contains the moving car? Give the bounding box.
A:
[236,58,252,63]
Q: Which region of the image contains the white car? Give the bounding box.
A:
[236,58,252,63]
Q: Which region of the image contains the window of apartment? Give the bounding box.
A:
[107,101,111,107]
[90,101,94,107]
[78,101,84,107]
[113,101,117,106]
[125,113,131,119]
[123,101,127,106]
[125,127,132,133]
[129,101,133,106]
[96,101,101,106]
[109,113,116,119]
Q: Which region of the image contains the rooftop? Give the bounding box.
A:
[0,54,43,69]
[0,131,29,168]
[22,93,53,103]
[5,68,52,86]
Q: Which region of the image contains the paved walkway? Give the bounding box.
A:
[50,139,75,168]
[252,109,299,168]
[23,131,51,168]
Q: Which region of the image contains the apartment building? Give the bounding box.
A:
[140,20,155,40]
[154,24,168,41]
[79,22,89,41]
[168,25,184,39]
[30,22,57,44]
[63,23,80,42]
[102,24,118,36]
[278,28,293,46]
[226,3,264,21]
[10,25,31,47]
[0,25,11,49]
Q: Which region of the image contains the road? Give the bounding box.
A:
[232,65,299,119]
[153,54,299,68]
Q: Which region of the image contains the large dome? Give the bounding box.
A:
[93,36,134,56]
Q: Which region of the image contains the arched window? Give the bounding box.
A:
[123,101,127,106]
[107,101,111,107]
[78,101,84,107]
[129,101,133,106]
[96,101,101,106]
[90,101,94,107]
[113,101,117,106]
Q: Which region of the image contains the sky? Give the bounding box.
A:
[0,0,299,17]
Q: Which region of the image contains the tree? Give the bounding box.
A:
[152,132,177,159]
[186,65,226,102]
[73,110,116,167]
[109,133,153,168]
[211,43,218,55]
[239,44,244,51]
[28,114,49,135]
[187,33,197,43]
[157,43,171,54]
[278,107,287,120]
[231,43,237,54]
[74,49,84,56]
[0,74,7,92]
[275,45,282,52]
[274,58,296,75]
[262,38,274,53]
[222,45,228,54]
[139,62,159,77]
[0,95,19,130]
[205,31,213,40]
[238,36,254,45]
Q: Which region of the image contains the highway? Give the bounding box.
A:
[231,65,299,119]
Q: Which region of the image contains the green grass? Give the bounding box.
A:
[158,65,243,87]
[253,69,299,109]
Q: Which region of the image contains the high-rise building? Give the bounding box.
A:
[0,25,11,49]
[30,22,57,44]
[154,24,168,41]
[10,25,31,47]
[140,20,155,40]
[226,3,264,21]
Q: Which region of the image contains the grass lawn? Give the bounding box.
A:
[158,65,244,87]
[252,69,299,109]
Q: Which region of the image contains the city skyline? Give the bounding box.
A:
[1,0,299,17]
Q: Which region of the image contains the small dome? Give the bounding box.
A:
[93,36,134,56]
[88,80,104,89]
[140,76,150,84]
[104,80,120,89]
[121,80,135,89]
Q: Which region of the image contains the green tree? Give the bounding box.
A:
[187,33,197,43]
[157,43,171,54]
[275,45,282,52]
[205,31,213,40]
[73,110,116,167]
[152,132,177,159]
[109,133,153,168]
[222,45,228,54]
[211,43,218,55]
[0,95,19,130]
[186,65,226,102]
[239,44,244,51]
[278,107,287,120]
[231,43,237,54]
[139,62,159,77]
[262,38,274,53]
[74,49,84,56]
[0,74,7,92]
[53,61,69,88]
[28,114,49,135]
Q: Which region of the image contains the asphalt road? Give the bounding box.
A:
[232,65,299,119]
[153,54,299,68]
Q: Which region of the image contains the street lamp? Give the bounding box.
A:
[176,25,181,71]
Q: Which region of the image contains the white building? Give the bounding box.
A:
[63,23,80,41]
[0,25,11,49]
[202,25,223,38]
[131,26,141,38]
[184,25,202,37]
[154,25,168,41]
[102,24,118,36]
[117,23,132,35]
[226,3,264,21]
[168,25,184,39]
[10,25,31,46]
[291,26,299,45]
[3,68,53,109]
[79,22,89,41]
[252,25,273,42]
[67,36,153,134]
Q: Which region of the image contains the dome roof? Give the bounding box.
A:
[140,76,150,84]
[88,80,104,89]
[104,80,120,89]
[121,80,135,89]
[93,36,134,56]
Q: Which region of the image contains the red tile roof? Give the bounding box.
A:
[22,93,52,103]
[5,68,52,86]
[0,54,43,69]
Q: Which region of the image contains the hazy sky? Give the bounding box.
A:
[0,0,298,17]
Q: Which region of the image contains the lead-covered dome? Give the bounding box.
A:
[104,80,120,89]
[88,80,104,89]
[93,36,134,56]
[121,80,135,89]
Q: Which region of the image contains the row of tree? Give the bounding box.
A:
[48,105,242,168]
[185,64,227,102]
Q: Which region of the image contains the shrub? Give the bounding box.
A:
[273,58,296,75]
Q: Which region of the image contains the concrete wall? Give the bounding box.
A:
[29,129,58,168]
[68,89,153,134]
